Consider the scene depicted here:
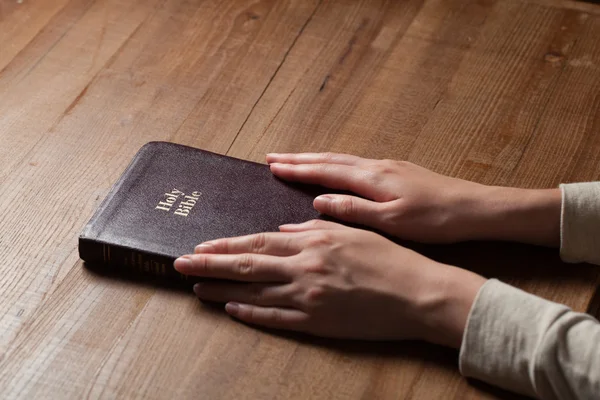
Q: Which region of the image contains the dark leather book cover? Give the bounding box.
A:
[79,142,327,280]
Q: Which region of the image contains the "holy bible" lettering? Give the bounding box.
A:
[155,188,202,217]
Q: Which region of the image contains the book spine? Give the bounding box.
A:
[78,238,184,280]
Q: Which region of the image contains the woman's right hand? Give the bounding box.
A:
[267,153,561,246]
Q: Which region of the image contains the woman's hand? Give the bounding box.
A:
[266,153,561,246]
[174,220,485,348]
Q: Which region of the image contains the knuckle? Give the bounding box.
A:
[365,163,383,175]
[237,254,254,276]
[338,197,355,218]
[269,308,283,324]
[305,219,334,231]
[307,219,325,228]
[303,255,327,274]
[247,306,258,321]
[195,255,210,273]
[381,158,397,168]
[395,160,412,168]
[305,286,325,304]
[283,235,296,251]
[321,152,335,162]
[305,231,333,247]
[364,167,387,186]
[251,233,267,253]
[210,239,227,253]
[367,160,392,174]
[220,240,229,253]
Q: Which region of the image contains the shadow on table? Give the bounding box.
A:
[407,239,598,284]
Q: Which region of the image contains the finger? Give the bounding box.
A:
[174,253,292,282]
[279,219,348,232]
[225,302,309,332]
[195,232,303,256]
[266,152,364,166]
[193,282,296,307]
[269,163,381,200]
[313,195,389,229]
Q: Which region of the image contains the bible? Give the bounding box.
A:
[78,142,326,279]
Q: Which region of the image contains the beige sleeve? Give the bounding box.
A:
[459,182,600,399]
[459,280,600,399]
[560,182,600,265]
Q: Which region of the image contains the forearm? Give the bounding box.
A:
[416,263,486,349]
[464,182,600,265]
[465,186,562,247]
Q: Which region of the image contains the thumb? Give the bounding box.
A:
[313,195,386,228]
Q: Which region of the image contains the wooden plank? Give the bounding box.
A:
[228,0,491,162]
[0,0,72,72]
[0,0,319,397]
[0,0,156,181]
[508,11,600,186]
[0,0,162,350]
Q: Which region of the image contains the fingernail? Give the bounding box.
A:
[193,283,202,296]
[174,257,192,271]
[225,302,240,314]
[314,195,334,205]
[195,243,214,253]
[270,162,289,168]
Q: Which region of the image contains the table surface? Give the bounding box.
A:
[1,0,600,398]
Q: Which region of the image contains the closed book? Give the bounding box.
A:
[79,142,327,280]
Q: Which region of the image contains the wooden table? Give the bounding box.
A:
[1,0,599,398]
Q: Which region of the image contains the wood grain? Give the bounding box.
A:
[0,0,321,397]
[0,0,71,72]
[0,0,598,398]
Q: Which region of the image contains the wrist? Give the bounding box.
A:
[418,263,486,349]
[467,186,562,247]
